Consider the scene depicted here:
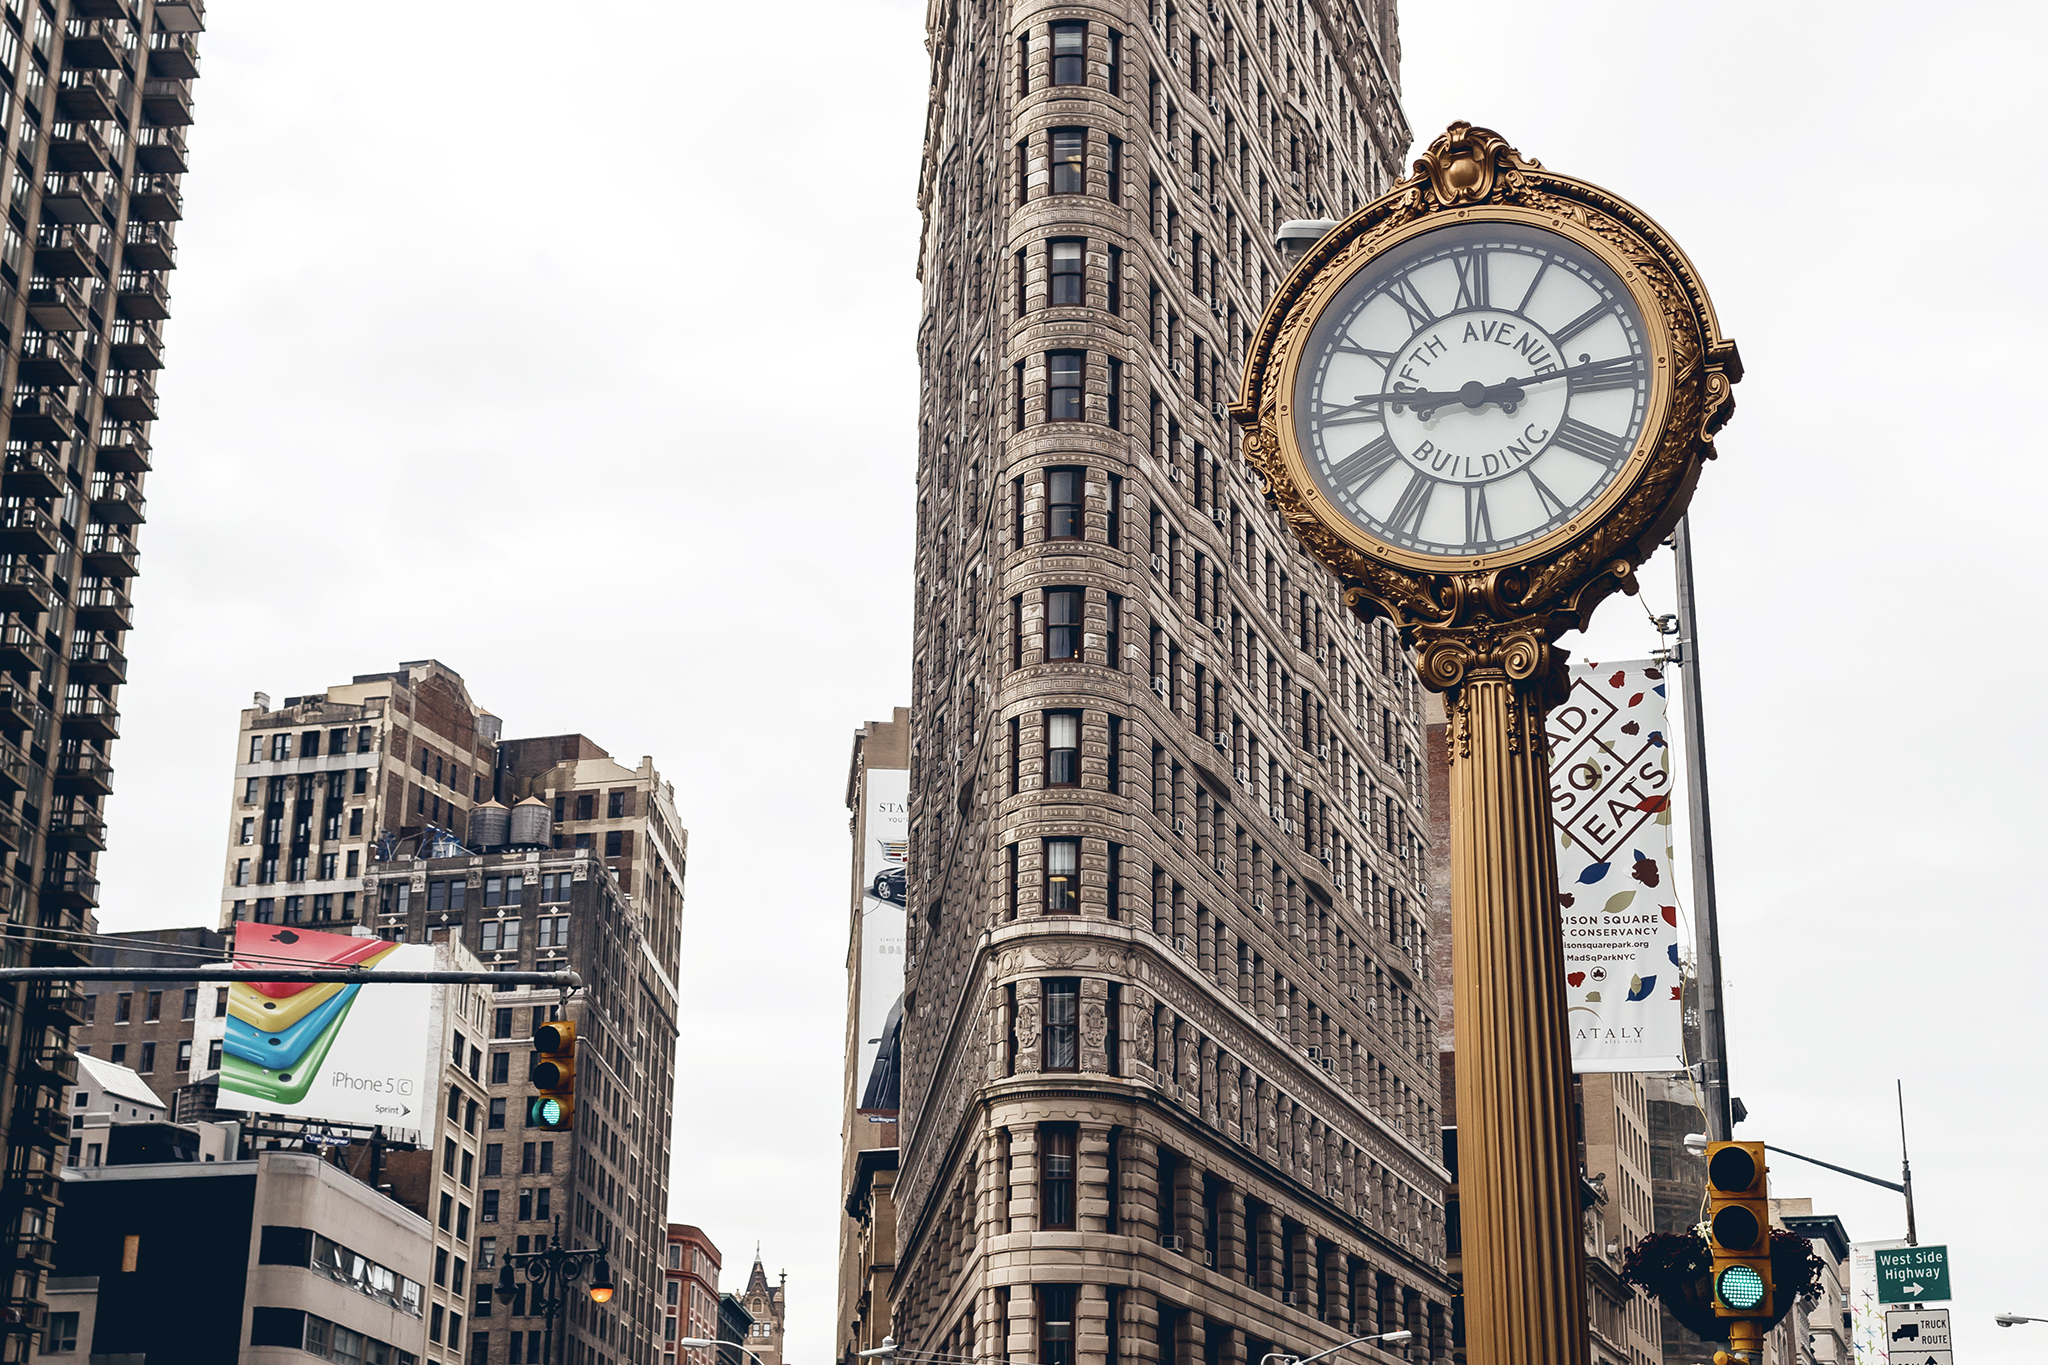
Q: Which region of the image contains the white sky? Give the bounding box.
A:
[95,1,2043,1359]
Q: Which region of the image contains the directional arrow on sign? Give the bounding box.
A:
[1903,1283,1924,1296]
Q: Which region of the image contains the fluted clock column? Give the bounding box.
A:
[1445,660,1588,1365]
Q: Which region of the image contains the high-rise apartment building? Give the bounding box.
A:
[898,7,1455,1365]
[0,0,203,1354]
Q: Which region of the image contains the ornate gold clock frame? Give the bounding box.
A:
[1231,124,1741,1365]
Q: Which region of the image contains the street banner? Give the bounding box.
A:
[855,767,909,1115]
[1850,1240,1912,1364]
[1545,661,1686,1071]
[216,923,434,1128]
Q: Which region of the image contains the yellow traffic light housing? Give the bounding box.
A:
[1705,1140,1772,1317]
[529,1019,576,1131]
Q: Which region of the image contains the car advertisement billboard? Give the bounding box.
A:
[215,923,435,1128]
[1545,660,1686,1072]
[855,767,908,1115]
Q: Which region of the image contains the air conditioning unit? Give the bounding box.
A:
[1318,1057,1334,1072]
[1211,402,1227,421]
[1211,615,1225,637]
[1306,1046,1322,1060]
[1152,675,1171,698]
[1212,733,1227,753]
[1150,553,1167,573]
[1316,646,1328,664]
[1235,767,1251,787]
[1347,984,1359,1000]
[1173,816,1189,837]
[1213,855,1228,875]
[1211,508,1227,527]
[1268,804,1282,824]
[1413,958,1427,978]
[1208,94,1221,116]
[1209,196,1223,214]
[1284,818,1298,835]
[1173,934,1192,954]
[1282,1291,1301,1306]
[1161,1235,1187,1252]
[1318,847,1332,865]
[1316,744,1329,760]
[1288,171,1303,190]
[1204,1250,1217,1268]
[1169,463,1185,483]
[1168,146,1181,164]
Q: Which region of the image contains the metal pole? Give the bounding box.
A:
[1673,514,1733,1140]
[1898,1080,1918,1246]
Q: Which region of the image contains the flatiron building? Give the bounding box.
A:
[896,5,1458,1365]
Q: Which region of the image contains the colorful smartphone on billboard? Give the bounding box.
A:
[229,943,396,1031]
[219,993,357,1105]
[225,983,362,1071]
[234,924,392,999]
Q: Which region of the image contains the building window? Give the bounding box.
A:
[1041,1125,1077,1228]
[481,919,521,953]
[1048,351,1084,422]
[1046,467,1083,539]
[1045,839,1080,912]
[608,790,626,818]
[44,1312,77,1352]
[271,734,291,761]
[1049,238,1084,305]
[1039,1285,1076,1365]
[575,793,595,821]
[489,1052,510,1084]
[1045,588,1083,661]
[604,830,623,858]
[208,1039,222,1070]
[541,873,571,902]
[1050,127,1086,193]
[1051,21,1084,84]
[488,1098,506,1130]
[1046,713,1081,787]
[1106,28,1122,94]
[115,992,131,1024]
[1107,981,1122,1073]
[536,917,570,948]
[144,990,162,1022]
[176,1040,192,1073]
[1107,356,1123,429]
[1107,135,1123,203]
[482,1189,500,1223]
[234,858,250,887]
[1043,978,1079,1069]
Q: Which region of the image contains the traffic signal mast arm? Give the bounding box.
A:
[1762,1143,1904,1193]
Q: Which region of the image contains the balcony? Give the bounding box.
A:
[94,424,151,473]
[0,805,18,853]
[0,617,48,674]
[25,1043,79,1090]
[3,445,68,501]
[155,0,204,32]
[123,220,176,270]
[107,320,162,372]
[26,276,90,332]
[34,225,101,280]
[10,392,73,444]
[0,559,50,616]
[82,529,140,577]
[47,123,112,176]
[142,78,195,127]
[116,271,170,320]
[73,581,131,631]
[41,173,107,230]
[127,172,182,223]
[53,749,114,797]
[56,69,122,123]
[26,979,89,1027]
[15,334,83,389]
[148,30,200,79]
[101,371,157,421]
[68,636,127,685]
[135,123,188,174]
[12,1104,69,1152]
[0,502,63,555]
[89,475,145,525]
[63,18,128,70]
[48,805,107,851]
[0,678,37,730]
[0,735,29,792]
[43,855,101,910]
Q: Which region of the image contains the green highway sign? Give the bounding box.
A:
[1874,1244,1952,1303]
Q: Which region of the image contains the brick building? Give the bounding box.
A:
[69,923,222,1082]
[0,0,206,1351]
[665,1224,721,1365]
[896,7,1453,1365]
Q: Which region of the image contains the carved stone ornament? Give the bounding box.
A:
[1230,122,1742,712]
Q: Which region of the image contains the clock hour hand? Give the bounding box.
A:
[1349,381,1495,420]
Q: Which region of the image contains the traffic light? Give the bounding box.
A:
[529,1020,576,1131]
[1705,1140,1771,1318]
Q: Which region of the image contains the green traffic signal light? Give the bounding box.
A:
[1716,1264,1767,1311]
[531,1096,563,1126]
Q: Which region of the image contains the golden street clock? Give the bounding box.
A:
[1235,124,1740,683]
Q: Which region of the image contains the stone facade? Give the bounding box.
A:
[899,3,1453,1365]
[736,1256,785,1365]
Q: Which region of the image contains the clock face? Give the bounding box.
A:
[1292,221,1654,560]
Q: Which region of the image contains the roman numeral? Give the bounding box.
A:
[1384,276,1436,331]
[1570,356,1643,393]
[1528,470,1570,519]
[1514,260,1551,316]
[1313,399,1387,428]
[1334,340,1397,364]
[1386,471,1434,537]
[1452,249,1489,309]
[1326,433,1401,490]
[1464,484,1494,547]
[1554,300,1616,343]
[1550,417,1633,466]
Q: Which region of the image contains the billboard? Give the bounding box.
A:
[217,923,435,1128]
[1545,661,1686,1071]
[854,767,909,1115]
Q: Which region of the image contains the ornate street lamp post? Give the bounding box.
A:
[495,1217,615,1365]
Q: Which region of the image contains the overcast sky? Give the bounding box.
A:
[93,1,2042,1358]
